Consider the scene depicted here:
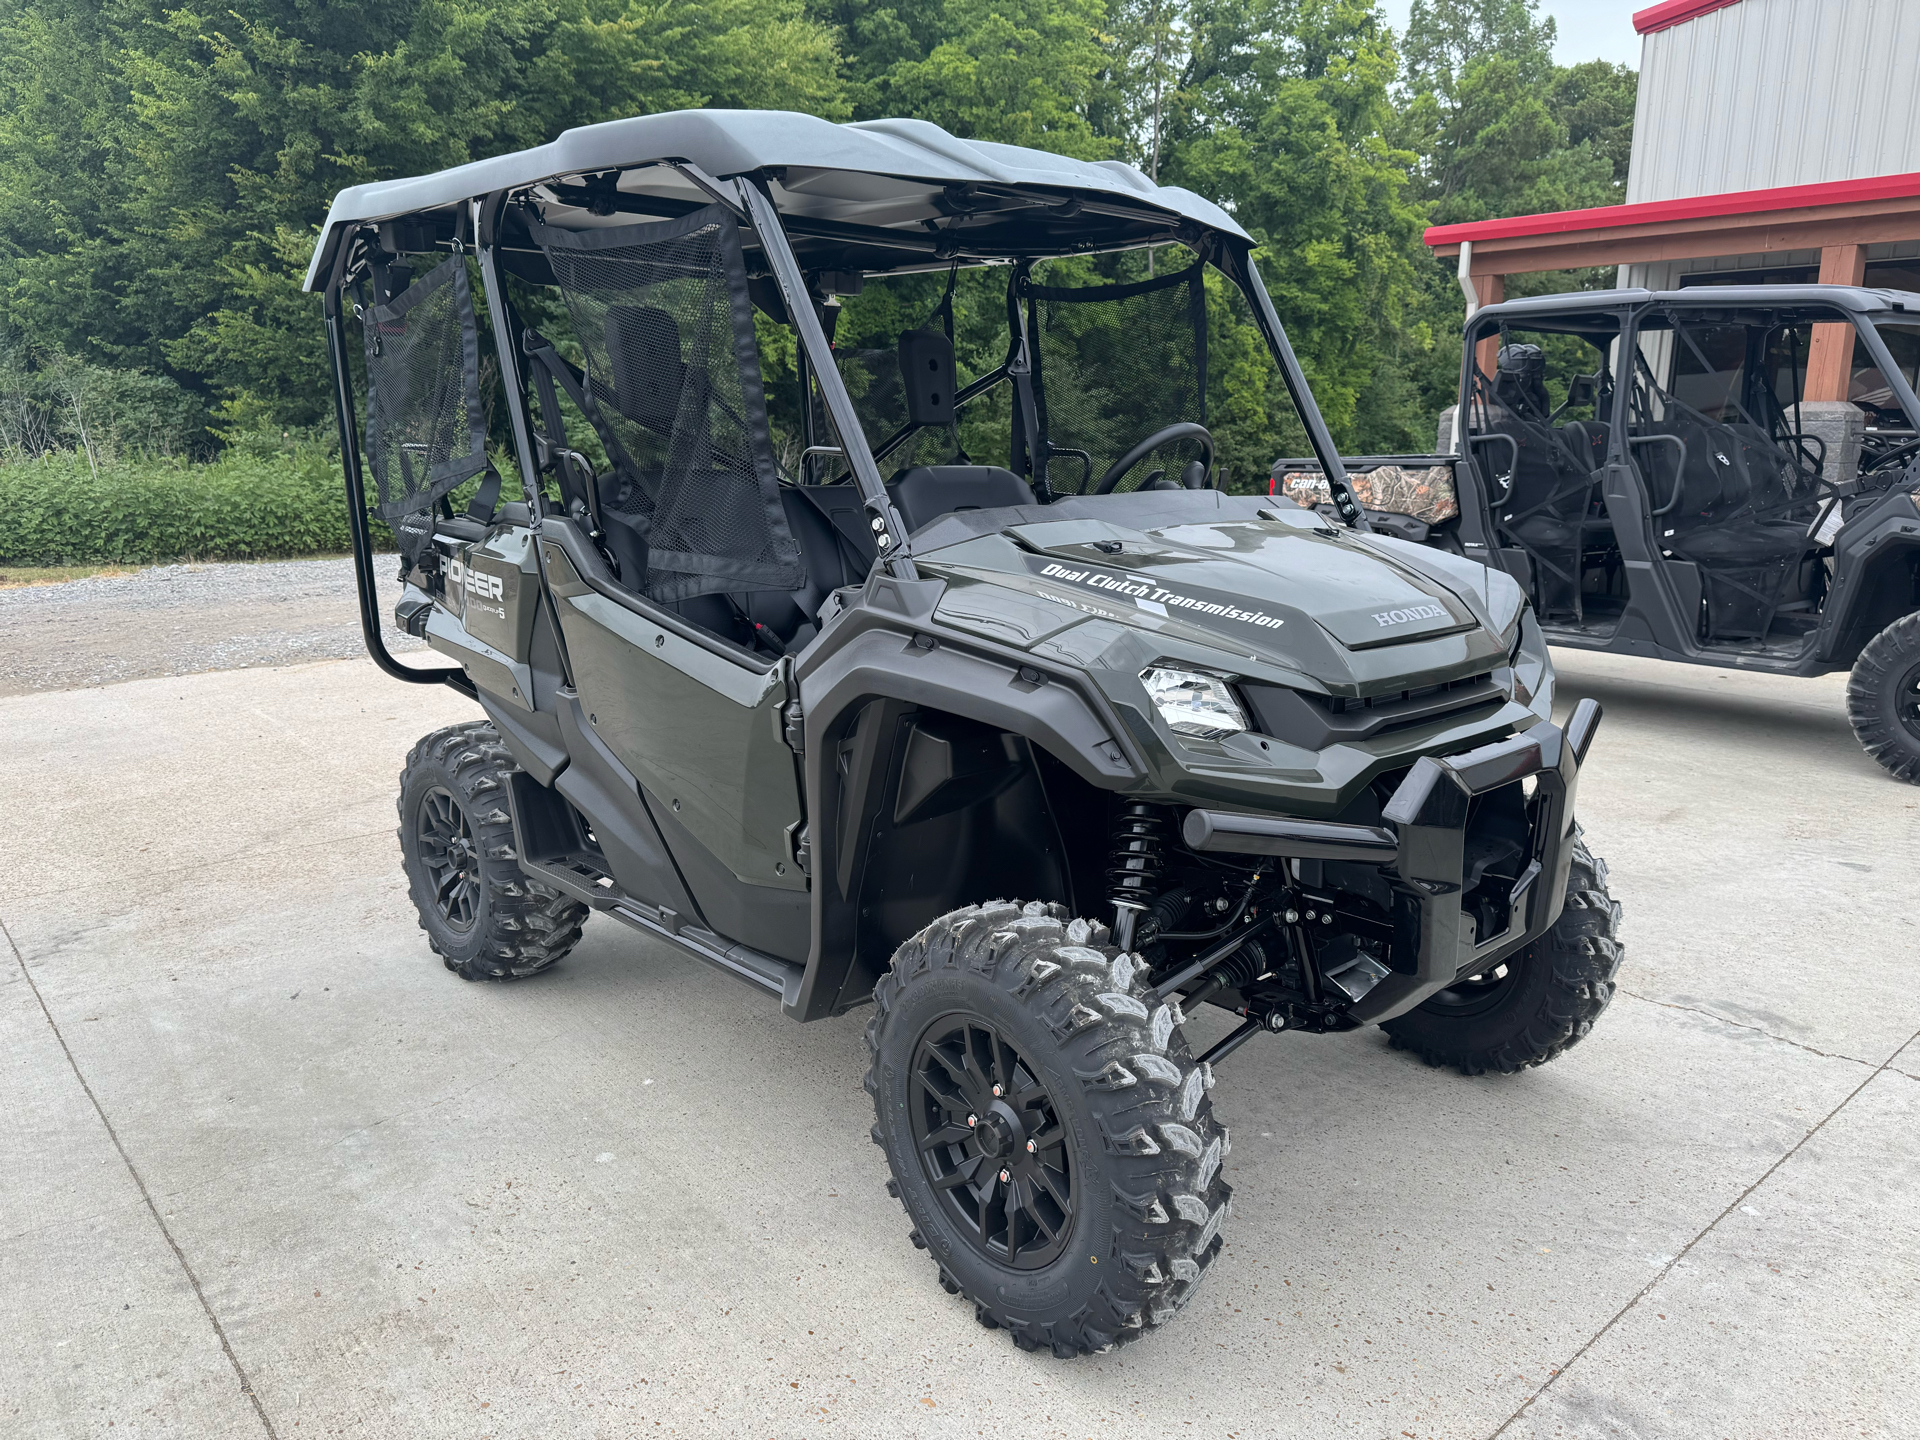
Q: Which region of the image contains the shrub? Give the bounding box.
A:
[0,446,399,565]
[0,349,212,462]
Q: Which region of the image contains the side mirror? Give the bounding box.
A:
[1563,373,1597,409]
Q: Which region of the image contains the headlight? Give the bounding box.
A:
[1506,607,1552,711]
[1140,665,1249,739]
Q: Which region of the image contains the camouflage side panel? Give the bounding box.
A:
[1279,465,1460,525]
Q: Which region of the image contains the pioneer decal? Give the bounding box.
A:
[445,552,513,633]
[447,557,505,602]
[1023,557,1286,632]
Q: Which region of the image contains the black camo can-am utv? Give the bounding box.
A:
[309,110,1622,1356]
[1277,287,1921,781]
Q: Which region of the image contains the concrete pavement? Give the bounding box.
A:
[1,648,1914,1438]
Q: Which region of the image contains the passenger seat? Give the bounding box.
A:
[888,465,1036,531]
[680,467,1038,655]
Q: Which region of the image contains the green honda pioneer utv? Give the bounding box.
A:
[309,110,1622,1356]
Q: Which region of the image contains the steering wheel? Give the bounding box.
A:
[1092,422,1216,495]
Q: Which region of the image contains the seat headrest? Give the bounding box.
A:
[605,305,688,430]
[889,465,1035,532]
[1493,343,1551,420]
[897,329,956,427]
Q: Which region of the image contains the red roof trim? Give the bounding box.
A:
[1424,172,1921,248]
[1633,0,1744,35]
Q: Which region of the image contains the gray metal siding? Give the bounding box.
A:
[1626,0,1920,205]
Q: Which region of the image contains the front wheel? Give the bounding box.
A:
[1382,836,1623,1075]
[1847,613,1919,783]
[864,902,1232,1356]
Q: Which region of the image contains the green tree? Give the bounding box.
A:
[0,0,847,430]
[1389,0,1637,427]
[0,0,1636,470]
[864,0,1115,156]
[1150,2,1431,452]
[1401,0,1554,100]
[1550,58,1638,190]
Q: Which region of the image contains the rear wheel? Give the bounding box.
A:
[865,902,1232,1356]
[1847,613,1919,783]
[1382,836,1622,1075]
[398,721,589,980]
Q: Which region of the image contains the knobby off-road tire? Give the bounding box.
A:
[397,720,589,980]
[1382,835,1623,1075]
[864,901,1232,1357]
[1847,613,1919,784]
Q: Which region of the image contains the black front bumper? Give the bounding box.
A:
[1182,698,1602,1024]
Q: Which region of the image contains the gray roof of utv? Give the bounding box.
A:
[302,109,1250,292]
[1474,285,1921,321]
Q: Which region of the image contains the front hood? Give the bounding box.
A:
[915,512,1519,691]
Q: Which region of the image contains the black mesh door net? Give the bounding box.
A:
[529,204,802,604]
[357,254,491,522]
[1023,262,1207,495]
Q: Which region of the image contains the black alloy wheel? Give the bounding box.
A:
[867,901,1233,1355]
[1847,613,1921,783]
[1382,835,1623,1075]
[1417,959,1519,1019]
[416,784,481,931]
[911,1014,1074,1270]
[397,721,589,980]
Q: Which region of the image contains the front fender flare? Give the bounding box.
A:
[788,613,1144,1021]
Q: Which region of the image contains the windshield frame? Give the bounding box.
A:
[753,212,1366,538]
[1858,309,1921,428]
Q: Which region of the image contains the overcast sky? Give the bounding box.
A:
[1374,1,1648,69]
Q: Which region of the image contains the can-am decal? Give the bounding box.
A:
[1372,602,1447,627]
[1024,557,1285,632]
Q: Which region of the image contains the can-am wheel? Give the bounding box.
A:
[1847,613,1919,783]
[865,901,1232,1357]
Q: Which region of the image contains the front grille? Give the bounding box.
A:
[1241,673,1503,751]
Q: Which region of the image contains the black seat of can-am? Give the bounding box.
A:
[1478,346,1609,617]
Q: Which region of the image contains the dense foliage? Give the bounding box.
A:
[0,444,386,563]
[0,0,1635,549]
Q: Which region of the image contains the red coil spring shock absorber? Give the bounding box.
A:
[1107,802,1166,952]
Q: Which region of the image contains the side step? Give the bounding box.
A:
[527,850,625,907]
[510,774,805,1009]
[609,903,805,1009]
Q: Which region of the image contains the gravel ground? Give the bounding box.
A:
[0,556,430,696]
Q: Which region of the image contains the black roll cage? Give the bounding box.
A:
[320,160,1370,697]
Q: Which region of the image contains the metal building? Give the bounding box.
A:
[1423,0,1919,402]
[1622,0,1919,293]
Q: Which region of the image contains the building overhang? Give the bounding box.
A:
[1632,0,1745,37]
[1423,173,1920,276]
